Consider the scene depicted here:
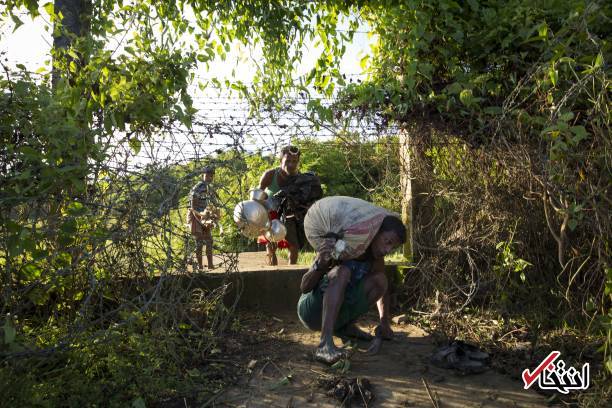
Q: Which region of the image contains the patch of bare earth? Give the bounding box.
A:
[187,251,306,273]
[210,312,549,407]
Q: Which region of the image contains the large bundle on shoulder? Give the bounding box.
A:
[273,171,323,220]
[304,196,396,260]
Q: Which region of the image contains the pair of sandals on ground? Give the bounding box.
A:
[430,340,490,374]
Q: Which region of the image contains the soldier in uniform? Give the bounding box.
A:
[188,166,219,270]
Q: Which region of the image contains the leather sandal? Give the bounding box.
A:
[430,341,489,374]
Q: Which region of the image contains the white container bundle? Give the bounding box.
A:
[304,196,395,260]
[233,188,287,241]
[233,200,269,238]
[265,219,287,243]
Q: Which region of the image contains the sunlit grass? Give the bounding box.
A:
[276,248,408,265]
[276,248,316,265]
[384,250,409,263]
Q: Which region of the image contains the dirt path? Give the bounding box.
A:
[189,251,306,273]
[190,252,549,406]
[213,312,549,407]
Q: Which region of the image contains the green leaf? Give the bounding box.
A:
[8,239,22,257]
[60,218,77,234]
[182,114,192,129]
[593,53,603,69]
[459,89,473,106]
[360,54,370,70]
[585,298,595,311]
[538,23,548,38]
[2,320,16,344]
[5,220,21,234]
[27,287,49,306]
[331,359,351,373]
[22,263,42,279]
[570,126,588,143]
[269,376,291,390]
[67,201,86,215]
[484,106,502,115]
[32,249,49,261]
[11,14,24,32]
[447,82,462,95]
[43,2,54,16]
[567,218,578,231]
[320,75,331,90]
[549,66,558,86]
[129,138,142,154]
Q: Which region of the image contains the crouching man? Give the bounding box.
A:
[297,215,406,364]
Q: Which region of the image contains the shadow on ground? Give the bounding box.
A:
[207,311,549,408]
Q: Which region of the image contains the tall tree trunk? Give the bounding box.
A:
[49,0,93,253]
[400,123,434,263]
[52,0,92,88]
[400,128,414,262]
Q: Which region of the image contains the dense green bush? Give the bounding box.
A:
[329,0,610,385]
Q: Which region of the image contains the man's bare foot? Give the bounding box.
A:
[314,343,348,365]
[337,323,373,341]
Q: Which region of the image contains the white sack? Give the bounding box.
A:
[304,196,395,260]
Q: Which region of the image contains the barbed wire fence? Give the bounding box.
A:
[0,57,414,369]
[3,55,608,379]
[0,70,506,360]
